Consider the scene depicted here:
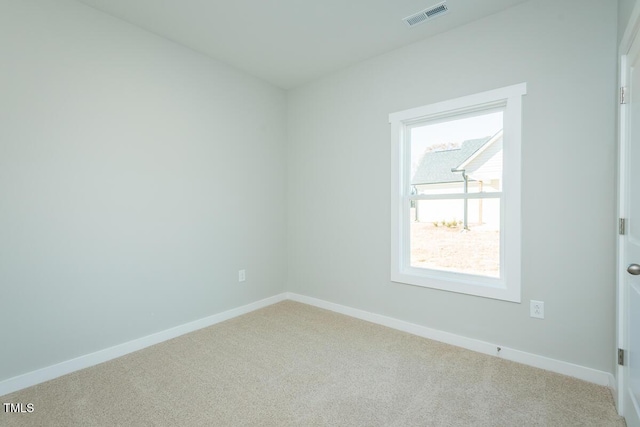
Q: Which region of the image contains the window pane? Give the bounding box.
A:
[410,112,503,195]
[409,198,500,278]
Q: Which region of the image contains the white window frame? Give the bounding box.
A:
[389,83,526,302]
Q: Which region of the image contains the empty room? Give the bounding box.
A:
[1,0,639,425]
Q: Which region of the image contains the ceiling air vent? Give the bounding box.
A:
[403,1,449,27]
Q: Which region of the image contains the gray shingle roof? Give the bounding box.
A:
[411,137,490,185]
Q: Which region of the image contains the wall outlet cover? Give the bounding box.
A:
[530,300,544,319]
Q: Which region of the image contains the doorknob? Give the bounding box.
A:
[629,264,640,275]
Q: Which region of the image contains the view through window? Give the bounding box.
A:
[409,111,503,278]
[390,83,525,302]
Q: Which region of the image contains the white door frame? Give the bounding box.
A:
[618,2,640,416]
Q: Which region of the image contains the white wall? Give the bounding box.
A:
[287,0,618,373]
[0,0,286,382]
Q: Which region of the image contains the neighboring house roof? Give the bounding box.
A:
[411,137,490,185]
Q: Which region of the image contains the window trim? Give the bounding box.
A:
[389,83,526,303]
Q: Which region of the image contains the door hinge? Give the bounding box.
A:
[620,218,626,235]
[621,86,627,104]
[619,348,625,366]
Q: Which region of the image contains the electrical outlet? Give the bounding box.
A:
[530,300,544,319]
[238,269,246,282]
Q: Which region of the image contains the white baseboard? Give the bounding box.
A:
[286,292,614,388]
[0,293,288,397]
[608,371,618,409]
[1,291,616,398]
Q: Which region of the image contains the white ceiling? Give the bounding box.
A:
[76,0,528,89]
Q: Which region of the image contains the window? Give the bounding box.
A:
[389,84,526,302]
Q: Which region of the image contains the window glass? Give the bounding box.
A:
[410,112,503,195]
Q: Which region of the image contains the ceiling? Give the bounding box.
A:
[76,0,528,89]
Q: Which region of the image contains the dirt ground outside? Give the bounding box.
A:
[410,221,500,277]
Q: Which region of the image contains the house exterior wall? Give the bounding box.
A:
[414,198,501,230]
[465,139,503,185]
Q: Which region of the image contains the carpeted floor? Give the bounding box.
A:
[0,301,626,426]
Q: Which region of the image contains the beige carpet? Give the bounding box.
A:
[0,301,626,426]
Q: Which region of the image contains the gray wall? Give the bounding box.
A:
[287,0,618,373]
[619,0,638,43]
[0,0,286,381]
[0,0,623,384]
